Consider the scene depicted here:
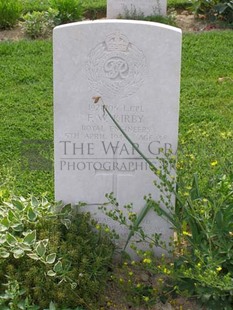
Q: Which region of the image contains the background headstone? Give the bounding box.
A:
[54,20,182,256]
[107,0,167,19]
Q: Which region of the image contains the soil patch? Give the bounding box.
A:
[175,10,207,31]
[103,265,205,310]
[0,24,25,41]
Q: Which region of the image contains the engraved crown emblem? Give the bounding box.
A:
[105,32,129,52]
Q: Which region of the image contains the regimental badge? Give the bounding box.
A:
[86,32,146,100]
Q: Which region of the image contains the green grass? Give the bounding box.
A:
[178,31,233,191]
[0,40,53,198]
[0,31,232,199]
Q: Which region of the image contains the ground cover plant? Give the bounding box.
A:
[23,8,59,39]
[0,195,114,309]
[0,19,232,310]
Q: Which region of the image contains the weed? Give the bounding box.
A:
[98,101,233,309]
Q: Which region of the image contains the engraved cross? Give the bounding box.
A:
[95,156,135,198]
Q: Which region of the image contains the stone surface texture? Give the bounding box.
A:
[107,0,167,18]
[54,20,182,256]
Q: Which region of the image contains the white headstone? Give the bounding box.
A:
[107,0,166,19]
[54,20,182,257]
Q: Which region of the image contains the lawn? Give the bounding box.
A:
[0,40,53,198]
[178,31,233,192]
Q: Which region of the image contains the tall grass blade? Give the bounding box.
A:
[124,201,153,250]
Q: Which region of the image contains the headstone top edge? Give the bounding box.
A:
[53,20,182,34]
